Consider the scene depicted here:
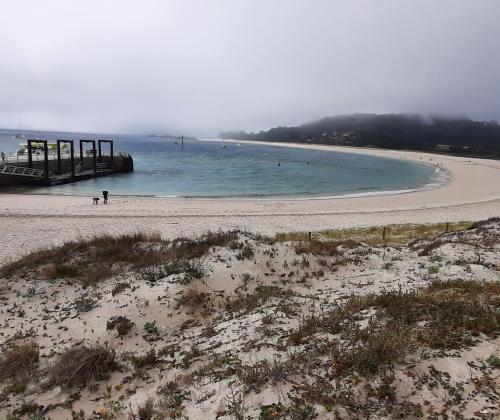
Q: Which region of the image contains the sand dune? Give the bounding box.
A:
[0,218,498,419]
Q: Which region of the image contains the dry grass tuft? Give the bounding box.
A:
[286,279,499,378]
[156,381,188,418]
[235,245,255,260]
[237,359,291,394]
[111,281,131,296]
[2,232,160,274]
[169,230,238,260]
[225,284,295,314]
[1,230,237,285]
[138,259,208,284]
[468,216,500,230]
[49,345,117,389]
[295,239,359,256]
[135,397,155,420]
[177,285,211,309]
[0,342,39,381]
[131,349,159,370]
[278,221,472,246]
[275,279,500,414]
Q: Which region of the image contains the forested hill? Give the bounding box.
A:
[219,114,500,157]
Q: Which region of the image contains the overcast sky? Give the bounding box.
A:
[1,0,499,136]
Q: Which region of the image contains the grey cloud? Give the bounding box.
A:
[1,0,499,136]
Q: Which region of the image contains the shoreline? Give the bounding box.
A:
[1,139,499,209]
[0,138,449,201]
[0,140,499,263]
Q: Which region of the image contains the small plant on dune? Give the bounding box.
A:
[240,272,254,284]
[177,285,211,309]
[143,321,160,342]
[111,281,131,296]
[144,320,159,336]
[138,262,183,284]
[138,259,208,285]
[170,230,238,260]
[49,345,117,389]
[53,263,80,278]
[4,382,27,395]
[131,349,159,370]
[338,322,411,376]
[0,342,39,381]
[224,387,248,420]
[82,263,113,288]
[229,240,245,250]
[259,403,289,419]
[225,284,295,314]
[177,259,208,284]
[300,255,310,268]
[427,265,440,275]
[156,381,187,418]
[106,315,134,336]
[236,245,254,261]
[486,354,500,368]
[70,409,86,420]
[135,397,156,420]
[284,278,499,386]
[73,293,97,313]
[317,257,328,267]
[9,401,43,418]
[237,359,290,394]
[374,376,397,401]
[181,345,202,369]
[295,240,357,256]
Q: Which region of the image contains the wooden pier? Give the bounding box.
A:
[0,139,133,189]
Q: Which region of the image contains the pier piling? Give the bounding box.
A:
[80,140,97,173]
[57,140,75,176]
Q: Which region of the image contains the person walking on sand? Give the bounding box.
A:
[1,152,5,163]
[102,190,109,204]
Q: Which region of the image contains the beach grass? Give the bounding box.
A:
[276,221,472,245]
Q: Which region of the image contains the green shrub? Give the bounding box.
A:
[106,316,134,336]
[486,354,500,367]
[144,320,159,335]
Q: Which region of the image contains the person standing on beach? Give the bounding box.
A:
[102,190,109,204]
[1,151,5,162]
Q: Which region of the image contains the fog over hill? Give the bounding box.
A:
[219,113,500,157]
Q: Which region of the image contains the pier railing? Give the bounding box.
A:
[0,164,48,178]
[2,150,91,164]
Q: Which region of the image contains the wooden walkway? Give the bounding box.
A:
[0,161,114,186]
[0,164,48,178]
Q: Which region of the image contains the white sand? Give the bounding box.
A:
[0,142,499,262]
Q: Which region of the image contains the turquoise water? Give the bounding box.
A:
[0,129,443,198]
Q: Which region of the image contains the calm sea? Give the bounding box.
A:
[0,128,444,198]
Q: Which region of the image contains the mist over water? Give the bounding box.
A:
[0,129,442,198]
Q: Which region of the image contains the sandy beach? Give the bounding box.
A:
[4,4,500,417]
[0,142,499,263]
